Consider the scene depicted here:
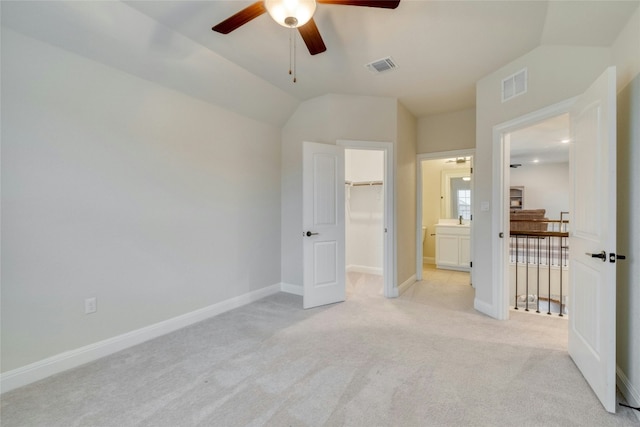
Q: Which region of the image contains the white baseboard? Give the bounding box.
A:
[474,298,496,318]
[280,282,303,296]
[397,274,416,296]
[346,265,383,275]
[0,283,281,394]
[617,365,640,420]
[422,257,435,265]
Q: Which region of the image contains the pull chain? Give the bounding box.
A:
[288,27,297,83]
[289,27,293,78]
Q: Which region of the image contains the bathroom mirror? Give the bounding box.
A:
[441,169,471,220]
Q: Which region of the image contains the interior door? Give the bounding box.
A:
[303,141,345,309]
[568,66,617,413]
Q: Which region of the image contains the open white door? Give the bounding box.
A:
[303,141,346,309]
[568,66,618,413]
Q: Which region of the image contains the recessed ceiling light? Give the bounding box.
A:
[561,139,570,144]
[533,159,540,163]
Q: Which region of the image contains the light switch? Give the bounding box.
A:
[480,201,490,212]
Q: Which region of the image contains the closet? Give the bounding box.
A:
[345,149,384,275]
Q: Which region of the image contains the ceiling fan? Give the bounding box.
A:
[212,0,401,56]
[446,157,471,164]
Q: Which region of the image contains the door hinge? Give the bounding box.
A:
[470,261,472,268]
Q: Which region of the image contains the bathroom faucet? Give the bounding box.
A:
[459,215,463,225]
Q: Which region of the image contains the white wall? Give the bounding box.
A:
[616,73,640,413]
[613,5,640,410]
[474,45,612,315]
[1,30,282,372]
[474,7,640,408]
[509,162,569,219]
[345,149,383,183]
[0,1,298,127]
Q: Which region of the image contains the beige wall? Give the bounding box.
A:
[416,106,475,265]
[422,160,443,262]
[417,108,476,154]
[613,5,640,409]
[421,159,470,261]
[396,102,418,285]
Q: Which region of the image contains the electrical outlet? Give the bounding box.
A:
[85,297,97,314]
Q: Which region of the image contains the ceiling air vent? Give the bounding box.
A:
[365,57,397,74]
[502,68,527,102]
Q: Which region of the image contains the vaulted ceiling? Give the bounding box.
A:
[2,1,638,125]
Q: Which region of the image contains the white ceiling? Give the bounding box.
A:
[509,113,569,166]
[125,0,638,116]
[2,1,638,124]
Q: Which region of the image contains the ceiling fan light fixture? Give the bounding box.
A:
[264,0,317,28]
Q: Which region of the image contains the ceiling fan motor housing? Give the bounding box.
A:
[212,0,400,56]
[265,0,317,28]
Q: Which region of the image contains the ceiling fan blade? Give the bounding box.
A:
[212,1,266,34]
[317,0,400,9]
[298,18,327,55]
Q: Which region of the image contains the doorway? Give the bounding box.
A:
[493,66,619,412]
[506,113,571,316]
[338,140,395,299]
[492,98,575,320]
[416,150,475,285]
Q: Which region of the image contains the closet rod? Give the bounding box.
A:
[345,180,383,187]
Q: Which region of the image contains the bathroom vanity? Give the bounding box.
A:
[435,222,470,271]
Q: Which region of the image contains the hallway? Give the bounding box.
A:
[400,265,474,313]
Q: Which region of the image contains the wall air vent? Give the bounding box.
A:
[502,67,527,102]
[365,57,397,74]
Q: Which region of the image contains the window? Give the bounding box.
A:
[457,189,471,220]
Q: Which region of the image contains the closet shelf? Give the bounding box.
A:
[345,180,383,187]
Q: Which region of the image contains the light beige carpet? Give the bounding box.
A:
[2,274,638,426]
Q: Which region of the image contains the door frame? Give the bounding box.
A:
[338,140,396,298]
[416,149,475,282]
[492,97,577,320]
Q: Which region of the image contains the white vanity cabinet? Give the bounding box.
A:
[435,225,470,271]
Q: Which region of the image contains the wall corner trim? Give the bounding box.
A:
[280,282,303,296]
[473,298,498,319]
[397,274,416,296]
[617,365,640,420]
[0,283,281,394]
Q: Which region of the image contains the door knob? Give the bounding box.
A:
[609,253,627,263]
[305,231,319,237]
[586,251,606,261]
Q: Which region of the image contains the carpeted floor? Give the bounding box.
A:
[2,269,638,426]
